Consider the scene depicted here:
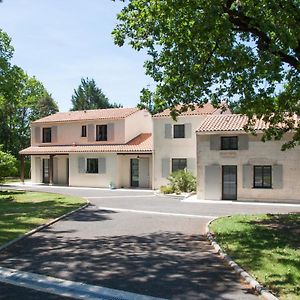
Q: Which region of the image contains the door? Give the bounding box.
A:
[222,165,237,200]
[42,159,50,184]
[139,158,150,188]
[130,159,139,187]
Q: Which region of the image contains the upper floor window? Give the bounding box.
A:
[221,136,238,150]
[81,125,87,137]
[86,158,98,174]
[254,166,272,188]
[96,125,107,141]
[172,158,187,172]
[173,124,185,138]
[42,128,51,143]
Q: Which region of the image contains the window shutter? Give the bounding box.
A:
[243,164,252,188]
[204,164,221,199]
[273,164,283,189]
[162,158,170,178]
[87,124,95,142]
[210,135,220,150]
[78,157,86,173]
[187,158,196,172]
[51,126,58,143]
[164,124,172,139]
[34,127,41,143]
[184,123,192,138]
[239,135,249,150]
[107,123,114,141]
[98,158,106,174]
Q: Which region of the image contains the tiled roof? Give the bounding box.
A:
[20,133,152,155]
[153,103,229,117]
[32,107,140,124]
[197,114,269,132]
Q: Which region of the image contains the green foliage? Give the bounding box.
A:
[0,147,17,182]
[167,169,196,193]
[30,92,59,120]
[113,0,300,147]
[159,185,174,194]
[71,77,122,111]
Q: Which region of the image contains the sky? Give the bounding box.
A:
[0,0,153,112]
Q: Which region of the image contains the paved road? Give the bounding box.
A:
[1,184,300,299]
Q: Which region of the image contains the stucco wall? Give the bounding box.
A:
[197,133,300,202]
[69,153,118,188]
[124,110,152,143]
[152,115,207,189]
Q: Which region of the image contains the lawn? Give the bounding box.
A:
[210,214,300,300]
[0,189,86,246]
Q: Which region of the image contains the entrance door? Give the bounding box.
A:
[43,159,50,184]
[130,159,139,187]
[222,165,237,200]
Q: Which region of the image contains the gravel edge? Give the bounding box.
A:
[206,218,279,300]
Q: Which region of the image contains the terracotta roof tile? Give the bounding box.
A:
[153,103,230,117]
[20,133,152,155]
[196,114,269,132]
[32,107,140,124]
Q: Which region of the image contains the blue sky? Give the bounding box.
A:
[0,0,153,111]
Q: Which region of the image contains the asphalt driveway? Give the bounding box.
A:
[1,184,300,299]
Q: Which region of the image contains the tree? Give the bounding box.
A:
[31,92,59,120]
[113,0,300,148]
[70,77,122,111]
[0,146,17,182]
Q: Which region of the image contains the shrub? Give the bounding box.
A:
[160,185,174,194]
[167,169,196,193]
[0,148,17,183]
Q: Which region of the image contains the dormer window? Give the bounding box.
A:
[42,128,51,143]
[81,125,87,137]
[96,125,107,141]
[221,136,238,150]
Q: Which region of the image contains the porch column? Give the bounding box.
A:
[20,155,25,184]
[49,155,54,185]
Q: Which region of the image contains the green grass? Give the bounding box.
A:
[0,190,86,246]
[210,214,300,299]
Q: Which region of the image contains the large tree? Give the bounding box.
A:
[113,0,300,148]
[70,77,122,111]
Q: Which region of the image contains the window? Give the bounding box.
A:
[96,125,107,141]
[81,125,87,137]
[221,136,238,150]
[254,166,272,188]
[172,158,187,172]
[86,158,98,174]
[173,124,185,138]
[42,128,51,143]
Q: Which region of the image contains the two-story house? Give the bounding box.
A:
[152,103,231,189]
[196,114,300,202]
[20,108,153,189]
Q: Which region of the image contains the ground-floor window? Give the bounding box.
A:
[172,158,187,172]
[86,158,98,174]
[253,165,272,188]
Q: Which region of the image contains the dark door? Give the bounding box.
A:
[43,159,50,184]
[222,165,237,200]
[130,159,139,187]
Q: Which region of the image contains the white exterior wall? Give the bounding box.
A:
[152,115,207,189]
[31,156,42,183]
[197,133,300,202]
[124,110,152,143]
[69,153,118,188]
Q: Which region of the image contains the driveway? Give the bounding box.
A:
[1,184,300,299]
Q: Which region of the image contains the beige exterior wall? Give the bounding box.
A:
[197,133,300,202]
[124,110,152,142]
[152,115,207,189]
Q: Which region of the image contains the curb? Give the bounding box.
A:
[0,198,90,253]
[206,219,278,300]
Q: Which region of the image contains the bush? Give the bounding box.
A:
[160,185,174,194]
[0,148,17,183]
[167,169,196,193]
